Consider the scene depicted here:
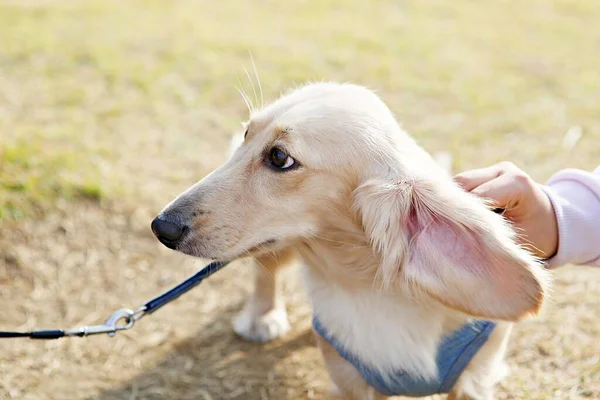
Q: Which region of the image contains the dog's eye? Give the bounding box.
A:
[244,128,249,139]
[268,147,295,170]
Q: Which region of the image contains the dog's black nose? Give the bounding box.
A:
[151,217,186,249]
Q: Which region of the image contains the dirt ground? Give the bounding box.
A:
[1,1,600,399]
[1,201,599,400]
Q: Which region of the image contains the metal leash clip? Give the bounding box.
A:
[0,261,229,340]
[64,307,146,337]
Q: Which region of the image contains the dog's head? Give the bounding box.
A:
[152,83,400,260]
[152,82,548,322]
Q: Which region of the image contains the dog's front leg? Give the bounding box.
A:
[313,327,388,400]
[233,249,294,342]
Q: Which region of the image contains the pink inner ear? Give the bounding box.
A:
[408,208,518,299]
[359,177,543,319]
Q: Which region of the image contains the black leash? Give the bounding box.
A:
[0,260,229,340]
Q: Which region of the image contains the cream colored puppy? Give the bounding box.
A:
[152,83,549,399]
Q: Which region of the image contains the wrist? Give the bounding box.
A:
[539,193,559,260]
[540,179,600,267]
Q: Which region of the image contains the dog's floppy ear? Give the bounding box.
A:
[354,176,548,321]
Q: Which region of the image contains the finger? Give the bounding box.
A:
[470,173,522,210]
[453,165,504,192]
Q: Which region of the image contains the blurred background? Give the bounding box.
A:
[1,1,598,399]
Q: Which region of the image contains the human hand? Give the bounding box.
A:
[454,162,558,259]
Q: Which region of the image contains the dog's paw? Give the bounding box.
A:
[233,306,290,343]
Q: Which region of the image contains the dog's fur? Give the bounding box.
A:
[156,83,550,399]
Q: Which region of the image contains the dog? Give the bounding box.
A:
[151,82,550,399]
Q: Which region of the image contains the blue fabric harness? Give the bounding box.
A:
[313,316,496,397]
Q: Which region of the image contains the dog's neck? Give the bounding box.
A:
[294,206,469,331]
[296,230,468,381]
[296,204,380,290]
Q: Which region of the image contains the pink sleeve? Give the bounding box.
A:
[540,166,600,267]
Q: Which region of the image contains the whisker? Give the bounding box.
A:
[243,66,258,111]
[236,88,253,114]
[241,248,276,282]
[242,82,256,112]
[253,254,276,281]
[249,51,264,109]
[235,80,253,114]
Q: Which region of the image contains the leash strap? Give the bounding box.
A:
[143,261,228,314]
[0,260,229,340]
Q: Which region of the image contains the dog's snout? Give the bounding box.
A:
[151,216,187,249]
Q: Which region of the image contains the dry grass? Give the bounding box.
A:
[1,0,599,399]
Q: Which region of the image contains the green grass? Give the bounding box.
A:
[1,0,599,220]
[0,137,102,219]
